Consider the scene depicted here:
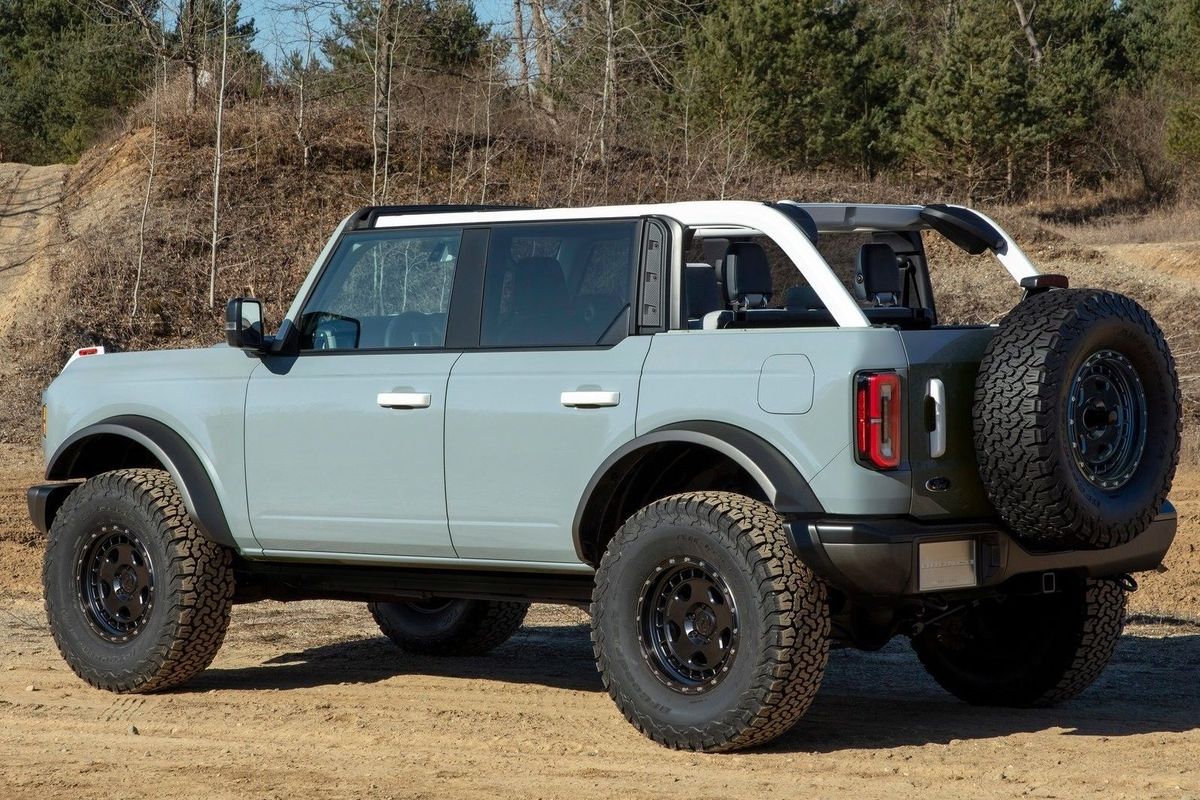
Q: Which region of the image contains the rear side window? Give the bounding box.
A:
[480,220,638,347]
[298,228,462,350]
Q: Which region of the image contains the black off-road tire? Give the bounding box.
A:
[911,576,1126,707]
[369,598,529,656]
[43,469,235,693]
[975,289,1180,549]
[591,492,830,752]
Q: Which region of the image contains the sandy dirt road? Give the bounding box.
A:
[0,598,1197,800]
[2,444,1199,798]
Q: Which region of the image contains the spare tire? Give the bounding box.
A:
[974,288,1180,549]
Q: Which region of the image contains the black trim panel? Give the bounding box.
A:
[235,561,593,605]
[27,482,79,535]
[572,421,825,562]
[785,502,1177,596]
[46,416,239,549]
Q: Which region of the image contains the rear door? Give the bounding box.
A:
[245,226,484,558]
[443,219,653,564]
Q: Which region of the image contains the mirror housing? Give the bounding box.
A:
[225,297,265,350]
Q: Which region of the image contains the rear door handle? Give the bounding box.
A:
[927,379,946,458]
[560,390,620,408]
[377,392,432,409]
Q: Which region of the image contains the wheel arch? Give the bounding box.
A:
[572,421,824,566]
[44,415,238,549]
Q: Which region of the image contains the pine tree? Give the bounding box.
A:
[0,0,152,164]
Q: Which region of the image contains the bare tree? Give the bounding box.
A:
[132,63,161,320]
[512,0,533,107]
[529,0,556,114]
[209,0,232,308]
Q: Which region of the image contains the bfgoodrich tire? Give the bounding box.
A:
[911,576,1126,707]
[974,289,1180,549]
[43,469,235,693]
[591,492,829,752]
[369,598,529,656]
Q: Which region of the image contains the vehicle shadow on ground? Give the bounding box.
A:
[193,624,1200,750]
[192,623,604,693]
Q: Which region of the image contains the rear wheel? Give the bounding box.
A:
[591,491,829,752]
[43,469,235,693]
[911,576,1126,707]
[369,598,528,656]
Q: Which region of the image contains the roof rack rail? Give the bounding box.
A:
[350,204,536,230]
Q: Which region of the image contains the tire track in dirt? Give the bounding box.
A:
[0,162,68,337]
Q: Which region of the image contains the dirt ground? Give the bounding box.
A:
[1,446,1199,799]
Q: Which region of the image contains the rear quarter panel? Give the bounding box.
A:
[638,327,914,515]
[42,347,261,552]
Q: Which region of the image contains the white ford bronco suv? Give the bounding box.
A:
[31,201,1180,752]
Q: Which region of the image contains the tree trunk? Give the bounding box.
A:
[1011,0,1043,67]
[208,0,230,309]
[512,0,532,108]
[599,0,617,162]
[530,0,555,115]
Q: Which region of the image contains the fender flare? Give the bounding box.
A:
[46,415,238,549]
[572,421,824,563]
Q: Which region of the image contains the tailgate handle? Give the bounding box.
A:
[927,378,947,458]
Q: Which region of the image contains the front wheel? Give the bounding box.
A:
[43,469,235,693]
[591,492,830,752]
[911,576,1126,707]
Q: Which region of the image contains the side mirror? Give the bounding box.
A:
[226,297,265,350]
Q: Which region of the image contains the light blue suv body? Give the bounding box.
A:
[32,200,1175,606]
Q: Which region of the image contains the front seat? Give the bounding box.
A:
[855,243,902,307]
[685,263,722,326]
[495,256,571,346]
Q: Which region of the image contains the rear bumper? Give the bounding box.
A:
[784,501,1177,597]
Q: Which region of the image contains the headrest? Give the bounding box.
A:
[855,243,901,306]
[700,238,730,269]
[785,285,825,310]
[720,241,773,308]
[685,263,721,319]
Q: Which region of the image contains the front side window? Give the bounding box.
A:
[298,228,462,350]
[480,220,638,348]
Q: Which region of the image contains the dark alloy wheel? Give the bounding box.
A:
[78,527,156,643]
[638,558,739,694]
[974,288,1180,549]
[44,469,234,693]
[592,491,829,752]
[370,597,529,656]
[1067,349,1148,491]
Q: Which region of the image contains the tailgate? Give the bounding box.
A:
[901,328,997,519]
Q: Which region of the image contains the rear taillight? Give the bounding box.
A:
[855,371,902,470]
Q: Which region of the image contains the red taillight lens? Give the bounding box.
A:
[855,372,902,470]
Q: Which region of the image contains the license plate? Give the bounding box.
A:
[918,540,977,591]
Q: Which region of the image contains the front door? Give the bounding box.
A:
[245,225,469,558]
[444,219,648,564]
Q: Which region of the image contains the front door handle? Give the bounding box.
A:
[561,390,620,408]
[378,392,432,409]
